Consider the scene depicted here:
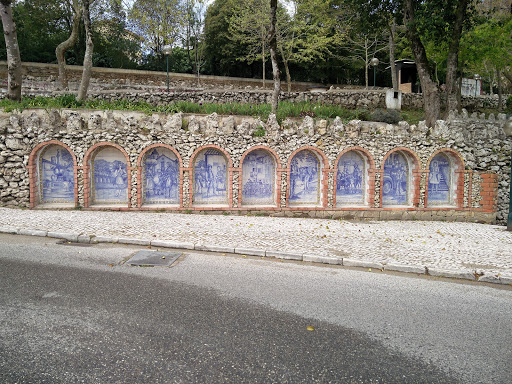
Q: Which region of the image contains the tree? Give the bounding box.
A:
[343,32,388,89]
[463,16,512,109]
[0,0,22,101]
[228,0,272,88]
[269,0,279,113]
[183,0,207,84]
[77,0,94,101]
[278,0,339,92]
[91,0,141,69]
[128,0,184,56]
[403,0,440,127]
[56,0,82,89]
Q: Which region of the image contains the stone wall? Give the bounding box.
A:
[1,61,506,110]
[1,108,509,224]
[0,61,322,92]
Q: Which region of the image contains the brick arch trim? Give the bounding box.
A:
[380,147,421,171]
[286,146,329,169]
[426,148,464,170]
[334,146,375,170]
[188,144,233,169]
[239,145,282,169]
[138,144,184,168]
[83,142,132,168]
[82,142,132,208]
[28,141,79,208]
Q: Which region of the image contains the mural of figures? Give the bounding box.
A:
[39,145,75,204]
[142,148,180,205]
[242,150,276,205]
[91,147,128,204]
[336,151,365,205]
[193,148,228,205]
[289,150,320,205]
[382,152,409,205]
[428,153,451,205]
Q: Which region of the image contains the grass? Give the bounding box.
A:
[0,95,426,125]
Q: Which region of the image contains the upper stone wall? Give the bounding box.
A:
[0,61,506,110]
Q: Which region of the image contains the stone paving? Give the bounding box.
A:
[1,207,511,282]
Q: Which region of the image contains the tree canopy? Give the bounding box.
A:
[0,0,510,114]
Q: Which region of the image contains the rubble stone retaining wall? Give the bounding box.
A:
[1,108,510,224]
[0,61,505,110]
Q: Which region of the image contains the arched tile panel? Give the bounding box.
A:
[381,148,421,207]
[29,141,78,208]
[426,148,465,208]
[138,144,183,207]
[240,146,280,207]
[189,146,232,207]
[83,143,131,207]
[287,147,328,207]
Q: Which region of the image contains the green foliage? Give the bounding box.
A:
[128,0,185,56]
[252,126,266,137]
[0,0,71,63]
[0,96,424,125]
[203,0,256,77]
[506,95,512,113]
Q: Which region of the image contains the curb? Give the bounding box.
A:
[1,227,511,286]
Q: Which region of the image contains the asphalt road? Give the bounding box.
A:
[0,234,511,383]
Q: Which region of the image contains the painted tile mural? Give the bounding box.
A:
[91,147,128,204]
[39,145,75,204]
[193,148,228,205]
[428,153,451,205]
[336,151,365,205]
[242,150,276,205]
[382,152,409,205]
[142,148,179,205]
[289,150,321,206]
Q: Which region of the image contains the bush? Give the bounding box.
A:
[369,109,401,124]
[506,95,512,113]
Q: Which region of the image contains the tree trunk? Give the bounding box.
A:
[269,0,280,115]
[445,0,469,114]
[457,75,462,111]
[262,36,266,89]
[0,0,22,101]
[404,0,440,128]
[55,0,81,90]
[195,43,200,87]
[364,37,369,89]
[497,68,503,111]
[279,45,291,93]
[389,21,398,90]
[77,0,93,101]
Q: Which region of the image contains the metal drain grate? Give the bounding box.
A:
[126,250,182,267]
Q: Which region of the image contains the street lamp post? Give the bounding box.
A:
[370,58,379,89]
[503,119,512,231]
[474,74,481,97]
[163,45,172,93]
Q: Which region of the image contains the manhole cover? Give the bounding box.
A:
[126,250,182,267]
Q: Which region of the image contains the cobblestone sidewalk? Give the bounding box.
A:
[1,208,511,284]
